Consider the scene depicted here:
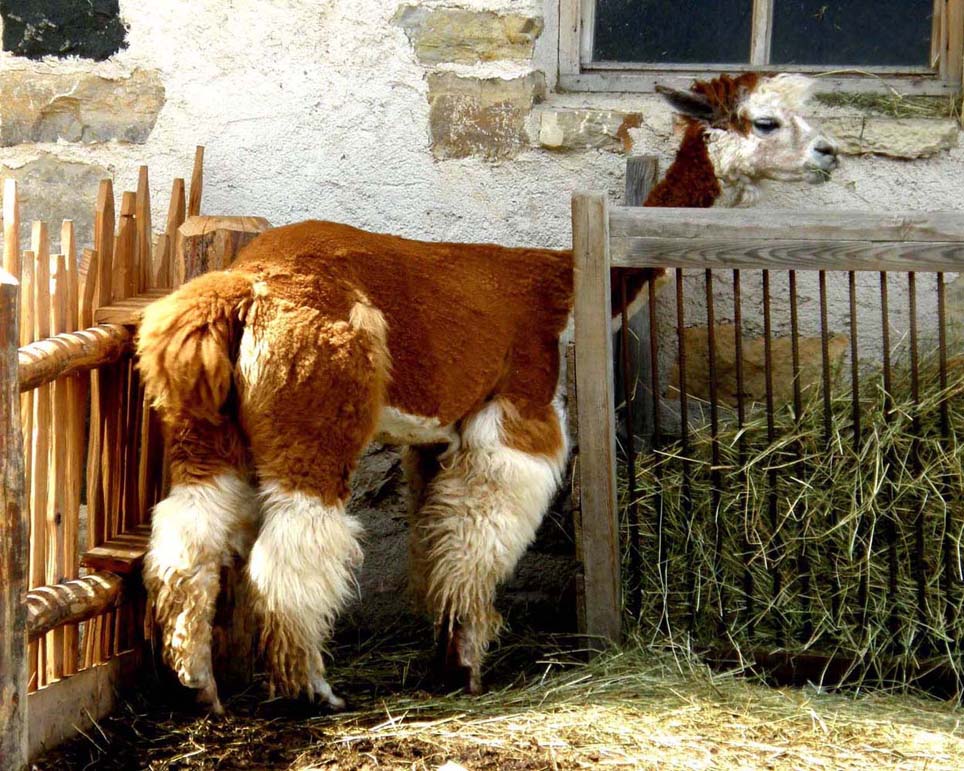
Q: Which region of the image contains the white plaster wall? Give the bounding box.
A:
[0,1,960,248]
[0,0,960,351]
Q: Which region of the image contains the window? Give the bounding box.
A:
[559,0,964,94]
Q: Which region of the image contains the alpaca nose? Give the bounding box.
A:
[813,139,839,167]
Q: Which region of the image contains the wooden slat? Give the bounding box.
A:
[26,572,124,643]
[46,253,68,684]
[750,0,774,65]
[93,289,168,325]
[27,649,140,762]
[18,325,132,392]
[609,207,964,243]
[0,267,27,771]
[558,71,960,95]
[571,192,621,645]
[63,225,81,677]
[3,179,20,277]
[188,146,204,217]
[94,180,115,310]
[29,232,51,688]
[113,193,136,302]
[80,526,149,575]
[610,236,964,273]
[948,0,964,86]
[136,166,152,293]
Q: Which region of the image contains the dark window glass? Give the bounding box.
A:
[593,0,753,64]
[1,0,127,61]
[771,1,933,67]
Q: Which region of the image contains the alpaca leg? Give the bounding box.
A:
[246,480,362,707]
[402,444,446,612]
[419,398,568,693]
[143,419,258,714]
[238,299,389,703]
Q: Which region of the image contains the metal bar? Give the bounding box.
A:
[818,271,841,623]
[705,270,724,631]
[619,273,641,619]
[647,277,668,634]
[848,271,869,634]
[676,269,695,633]
[762,270,783,645]
[733,270,753,633]
[788,270,812,642]
[908,272,928,635]
[880,272,899,646]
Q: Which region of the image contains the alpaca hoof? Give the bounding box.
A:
[197,681,225,716]
[310,677,347,711]
[437,623,483,695]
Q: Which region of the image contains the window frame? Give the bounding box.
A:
[558,0,964,94]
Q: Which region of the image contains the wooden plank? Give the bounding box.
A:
[3,179,20,277]
[948,0,964,87]
[93,289,168,325]
[80,538,149,576]
[135,167,152,293]
[188,145,204,217]
[162,178,186,290]
[0,267,27,771]
[558,71,960,95]
[113,193,136,302]
[93,181,114,310]
[750,0,774,65]
[175,215,271,285]
[63,228,82,677]
[26,572,124,643]
[18,325,133,392]
[30,229,51,689]
[27,649,140,762]
[609,207,964,243]
[571,192,621,645]
[610,236,964,273]
[46,253,68,684]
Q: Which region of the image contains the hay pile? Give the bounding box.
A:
[632,348,964,691]
[35,632,964,770]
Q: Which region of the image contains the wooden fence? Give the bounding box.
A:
[571,192,964,692]
[0,150,207,768]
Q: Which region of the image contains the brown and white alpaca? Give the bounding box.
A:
[137,73,838,713]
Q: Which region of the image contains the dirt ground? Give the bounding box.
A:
[34,628,964,771]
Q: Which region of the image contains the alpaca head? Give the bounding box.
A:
[657,73,839,202]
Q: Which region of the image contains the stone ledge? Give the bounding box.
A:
[533,108,643,153]
[0,68,165,146]
[394,6,542,64]
[821,116,959,159]
[428,71,546,160]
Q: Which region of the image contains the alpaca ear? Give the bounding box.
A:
[655,85,715,122]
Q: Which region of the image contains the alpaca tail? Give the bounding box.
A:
[137,270,255,423]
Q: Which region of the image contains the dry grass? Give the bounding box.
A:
[36,630,964,770]
[631,347,964,693]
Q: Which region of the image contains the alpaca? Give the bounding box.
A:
[137,73,838,713]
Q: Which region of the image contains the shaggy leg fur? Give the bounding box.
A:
[143,472,259,714]
[418,399,568,693]
[238,296,390,703]
[246,482,362,706]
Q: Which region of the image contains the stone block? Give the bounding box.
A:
[1,0,127,61]
[820,116,959,159]
[0,68,164,146]
[0,154,108,250]
[428,71,546,160]
[536,108,643,152]
[394,6,542,64]
[668,324,849,407]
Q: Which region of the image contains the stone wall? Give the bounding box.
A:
[0,1,961,634]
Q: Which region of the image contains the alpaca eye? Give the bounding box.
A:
[753,118,781,134]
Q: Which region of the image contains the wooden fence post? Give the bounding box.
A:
[571,192,621,644]
[0,268,27,771]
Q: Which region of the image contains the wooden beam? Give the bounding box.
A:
[80,525,150,575]
[609,207,964,243]
[610,236,964,273]
[93,289,169,326]
[18,325,132,392]
[27,649,140,762]
[174,215,271,285]
[1,267,27,771]
[26,572,124,643]
[571,192,621,646]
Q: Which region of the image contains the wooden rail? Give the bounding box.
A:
[26,572,124,643]
[609,208,964,272]
[18,324,132,392]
